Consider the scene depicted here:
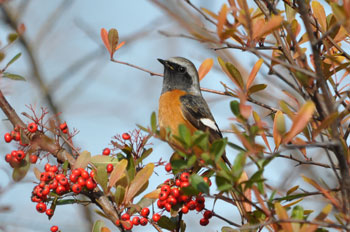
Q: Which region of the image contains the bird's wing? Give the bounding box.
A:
[180,94,222,142]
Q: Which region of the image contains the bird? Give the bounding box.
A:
[157,57,230,167]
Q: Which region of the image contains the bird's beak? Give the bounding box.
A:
[157,58,174,70]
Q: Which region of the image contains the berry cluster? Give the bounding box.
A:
[115,207,160,230]
[31,163,96,217]
[159,164,214,226]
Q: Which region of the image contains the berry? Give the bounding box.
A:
[86,178,95,190]
[180,172,190,182]
[4,133,12,143]
[170,188,180,198]
[29,155,38,164]
[122,220,133,230]
[175,179,181,186]
[167,196,177,206]
[203,210,213,219]
[72,169,81,176]
[77,177,86,187]
[42,185,50,196]
[15,150,25,160]
[165,203,172,212]
[121,213,130,221]
[157,199,165,209]
[72,184,82,194]
[122,133,131,140]
[106,163,114,173]
[165,163,172,172]
[45,163,51,172]
[139,217,148,226]
[90,170,95,178]
[40,172,48,181]
[187,200,196,210]
[115,219,120,226]
[69,173,79,183]
[36,202,47,213]
[140,207,150,217]
[56,185,66,195]
[102,148,110,156]
[28,122,38,133]
[46,208,54,216]
[60,122,67,131]
[180,181,190,188]
[181,205,189,214]
[200,217,209,226]
[203,177,211,186]
[161,184,171,194]
[14,132,20,141]
[11,150,18,158]
[196,204,205,212]
[80,169,89,179]
[49,165,58,173]
[46,172,55,181]
[132,216,140,225]
[152,213,161,222]
[179,195,189,202]
[49,180,58,190]
[158,191,168,201]
[196,195,205,205]
[5,154,11,163]
[58,176,68,186]
[50,226,59,232]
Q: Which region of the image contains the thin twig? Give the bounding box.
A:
[111,58,162,77]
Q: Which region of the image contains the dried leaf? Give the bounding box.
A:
[275,202,293,232]
[312,1,327,31]
[33,167,41,180]
[143,188,161,199]
[283,101,315,144]
[253,15,283,40]
[217,4,228,41]
[198,58,214,81]
[124,163,154,204]
[73,151,91,170]
[312,112,338,139]
[246,58,263,89]
[108,159,128,192]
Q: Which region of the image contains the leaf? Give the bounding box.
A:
[101,228,110,232]
[230,100,240,116]
[246,58,263,89]
[123,163,154,204]
[210,138,227,163]
[300,204,332,232]
[143,188,161,199]
[312,1,327,31]
[285,2,296,23]
[108,159,128,191]
[114,185,125,205]
[178,124,191,148]
[190,174,209,194]
[95,165,108,193]
[33,167,41,180]
[253,15,283,40]
[248,84,267,95]
[136,148,153,165]
[201,7,218,20]
[287,185,299,195]
[312,112,338,139]
[157,216,177,230]
[221,227,238,232]
[2,72,26,81]
[273,111,284,150]
[217,4,228,41]
[283,101,315,144]
[5,53,21,68]
[275,202,293,232]
[92,220,105,232]
[12,154,30,182]
[100,28,110,53]
[108,28,119,54]
[231,152,246,180]
[7,33,18,43]
[90,155,119,167]
[226,62,244,89]
[73,151,91,170]
[217,57,243,89]
[198,58,214,81]
[151,112,157,133]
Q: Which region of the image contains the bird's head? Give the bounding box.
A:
[158,57,201,95]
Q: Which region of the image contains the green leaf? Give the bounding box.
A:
[190,174,209,194]
[90,155,119,167]
[157,216,177,230]
[187,155,197,168]
[95,165,108,193]
[291,205,304,220]
[216,175,232,192]
[192,132,209,151]
[73,150,91,170]
[151,112,157,133]
[232,152,246,180]
[12,154,30,182]
[178,124,191,148]
[227,142,245,151]
[230,101,240,116]
[136,148,153,165]
[126,153,136,183]
[114,185,125,206]
[221,226,238,232]
[210,138,227,163]
[226,62,244,88]
[92,220,105,232]
[0,52,5,62]
[7,33,18,43]
[248,84,267,95]
[108,159,128,191]
[2,72,25,81]
[6,53,21,68]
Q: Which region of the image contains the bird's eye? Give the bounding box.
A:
[178,66,186,73]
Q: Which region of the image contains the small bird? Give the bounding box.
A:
[157,57,230,166]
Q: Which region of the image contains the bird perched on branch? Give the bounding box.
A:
[157,57,230,167]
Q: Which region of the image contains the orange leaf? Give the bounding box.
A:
[311,1,327,31]
[253,15,283,40]
[274,202,293,232]
[252,186,270,216]
[238,171,252,212]
[246,58,263,89]
[283,101,315,144]
[198,58,214,81]
[201,7,218,20]
[100,28,111,54]
[300,204,332,232]
[217,4,228,41]
[253,111,271,152]
[273,111,284,150]
[115,41,125,51]
[144,188,161,199]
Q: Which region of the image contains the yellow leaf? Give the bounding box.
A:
[246,58,263,89]
[283,101,315,144]
[108,159,128,192]
[124,163,154,204]
[275,202,293,232]
[144,188,161,199]
[198,58,214,81]
[253,15,283,40]
[217,4,228,41]
[273,111,284,150]
[300,204,332,232]
[201,7,218,20]
[312,1,327,31]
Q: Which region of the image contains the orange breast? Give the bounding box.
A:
[158,90,197,140]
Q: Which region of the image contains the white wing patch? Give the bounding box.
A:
[200,118,219,132]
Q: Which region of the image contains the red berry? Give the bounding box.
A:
[50,226,59,232]
[49,180,58,190]
[140,207,150,217]
[28,122,38,133]
[175,179,181,186]
[70,173,79,183]
[45,163,51,172]
[58,176,68,186]
[40,172,48,181]
[167,196,177,206]
[15,150,25,160]
[180,181,190,188]
[196,195,205,205]
[203,210,213,219]
[90,170,95,178]
[121,213,130,221]
[72,169,81,176]
[11,150,17,158]
[4,133,12,143]
[180,195,189,203]
[196,203,205,212]
[80,169,89,179]
[77,177,86,187]
[46,172,55,181]
[180,172,190,182]
[60,122,67,131]
[106,163,114,173]
[49,165,58,173]
[157,199,166,209]
[36,202,46,213]
[165,163,172,172]
[132,216,140,225]
[200,217,209,226]
[187,200,196,210]
[165,203,172,212]
[29,155,38,164]
[102,148,110,156]
[115,219,120,226]
[170,188,180,198]
[181,205,189,214]
[122,133,131,140]
[161,184,171,194]
[122,220,133,230]
[14,132,20,141]
[72,184,82,194]
[158,191,168,201]
[46,208,54,216]
[139,217,148,226]
[42,185,50,196]
[152,213,161,222]
[56,185,66,195]
[86,178,95,190]
[5,154,11,163]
